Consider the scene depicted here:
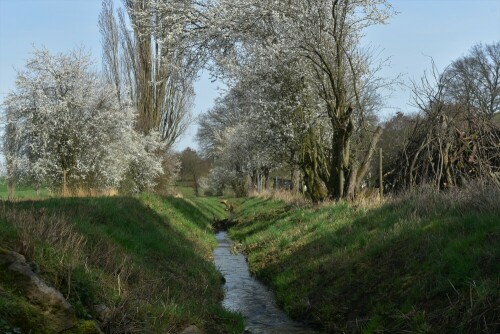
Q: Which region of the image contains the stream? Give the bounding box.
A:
[213,231,318,334]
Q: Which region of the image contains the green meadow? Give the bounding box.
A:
[0,179,50,199]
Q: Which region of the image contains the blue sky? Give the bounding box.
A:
[1,0,499,151]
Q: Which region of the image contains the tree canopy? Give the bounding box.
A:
[2,48,165,195]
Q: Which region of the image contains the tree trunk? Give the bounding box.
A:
[291,168,300,192]
[346,126,383,200]
[263,167,270,190]
[443,142,453,188]
[193,174,199,196]
[62,170,68,197]
[7,180,14,201]
[328,130,349,200]
[251,170,258,191]
[407,137,428,190]
[302,166,327,203]
[346,164,359,201]
[327,106,354,200]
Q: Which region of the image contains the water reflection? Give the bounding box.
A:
[213,231,318,334]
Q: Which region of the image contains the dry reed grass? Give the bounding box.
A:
[2,207,164,333]
[397,181,500,217]
[6,208,86,264]
[67,187,119,198]
[249,188,309,206]
[350,188,388,213]
[248,182,499,217]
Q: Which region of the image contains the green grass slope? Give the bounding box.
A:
[0,193,243,333]
[229,186,500,333]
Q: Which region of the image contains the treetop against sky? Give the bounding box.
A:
[0,0,499,151]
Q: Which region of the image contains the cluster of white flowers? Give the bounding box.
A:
[2,48,164,193]
[197,0,394,199]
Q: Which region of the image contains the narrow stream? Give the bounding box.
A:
[213,231,318,334]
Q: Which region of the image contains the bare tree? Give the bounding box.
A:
[99,0,122,103]
[446,42,500,116]
[99,0,200,149]
[385,43,500,191]
[179,147,210,196]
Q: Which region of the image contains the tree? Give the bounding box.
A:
[99,0,200,149]
[377,112,417,190]
[274,0,392,200]
[445,42,500,116]
[2,48,164,194]
[203,0,394,201]
[197,90,257,197]
[3,107,22,199]
[197,79,285,196]
[384,43,500,191]
[178,147,210,196]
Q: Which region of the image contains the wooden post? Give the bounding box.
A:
[379,148,383,199]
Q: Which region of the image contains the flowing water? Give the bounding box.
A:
[213,231,318,334]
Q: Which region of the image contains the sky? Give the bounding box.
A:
[0,0,499,152]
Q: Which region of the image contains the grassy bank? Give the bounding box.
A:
[229,185,500,333]
[0,193,243,333]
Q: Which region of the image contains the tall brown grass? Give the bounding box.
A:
[66,187,119,198]
[6,208,86,265]
[249,182,500,217]
[396,181,500,217]
[249,188,309,206]
[2,207,175,333]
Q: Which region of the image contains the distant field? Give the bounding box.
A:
[0,179,51,199]
[175,185,196,197]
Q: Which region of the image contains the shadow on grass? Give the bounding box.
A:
[232,201,500,333]
[0,195,245,333]
[188,196,227,220]
[3,196,213,270]
[166,196,229,229]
